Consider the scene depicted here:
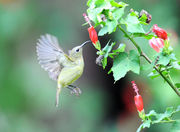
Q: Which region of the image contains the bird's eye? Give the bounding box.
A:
[76,49,80,52]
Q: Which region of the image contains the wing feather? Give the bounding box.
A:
[36,34,64,81]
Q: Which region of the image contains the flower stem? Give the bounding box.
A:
[118,25,180,97]
[155,120,176,124]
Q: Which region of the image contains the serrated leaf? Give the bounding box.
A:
[111,50,140,81]
[111,52,129,81]
[121,12,145,33]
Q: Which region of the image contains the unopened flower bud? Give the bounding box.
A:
[131,81,144,112]
[149,37,164,52]
[88,26,98,44]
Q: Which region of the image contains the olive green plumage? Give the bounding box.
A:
[36,34,88,107]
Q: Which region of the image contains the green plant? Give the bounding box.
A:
[83,0,180,131]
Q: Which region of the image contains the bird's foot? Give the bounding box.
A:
[67,85,82,96]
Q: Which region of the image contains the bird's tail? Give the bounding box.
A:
[56,82,62,107]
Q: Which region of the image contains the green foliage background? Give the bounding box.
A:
[0,0,179,132]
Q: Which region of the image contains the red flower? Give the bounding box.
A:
[152,24,168,40]
[88,26,98,44]
[83,13,98,44]
[131,81,144,112]
[149,37,164,52]
[134,95,144,112]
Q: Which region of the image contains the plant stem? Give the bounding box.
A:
[118,25,180,97]
[155,120,176,124]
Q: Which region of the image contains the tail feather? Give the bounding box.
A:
[55,83,62,107]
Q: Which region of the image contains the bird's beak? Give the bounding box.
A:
[80,40,91,48]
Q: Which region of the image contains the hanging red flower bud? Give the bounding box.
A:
[88,26,98,44]
[149,37,164,52]
[131,81,144,112]
[134,95,144,112]
[83,13,98,45]
[152,24,168,40]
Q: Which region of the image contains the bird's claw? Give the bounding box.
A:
[70,87,82,96]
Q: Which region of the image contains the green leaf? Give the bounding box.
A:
[87,7,103,23]
[139,14,148,25]
[137,119,151,132]
[169,53,177,61]
[171,120,180,132]
[157,53,171,66]
[87,0,127,36]
[175,83,180,88]
[102,57,107,69]
[129,50,140,74]
[112,6,126,21]
[113,43,126,53]
[111,52,129,81]
[146,110,157,117]
[126,23,145,33]
[111,50,140,81]
[121,12,145,33]
[98,26,108,36]
[106,20,118,34]
[110,1,124,8]
[95,0,105,7]
[152,107,174,124]
[87,0,93,7]
[101,41,115,69]
[172,61,180,70]
[148,72,160,79]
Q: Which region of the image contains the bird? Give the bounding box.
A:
[36,34,90,107]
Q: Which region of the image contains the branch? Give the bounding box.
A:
[118,25,180,97]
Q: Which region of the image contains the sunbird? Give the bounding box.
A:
[36,34,90,107]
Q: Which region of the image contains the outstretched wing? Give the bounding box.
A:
[36,34,65,81]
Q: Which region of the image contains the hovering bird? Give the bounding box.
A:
[36,34,90,107]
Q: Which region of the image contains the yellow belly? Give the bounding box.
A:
[58,66,83,88]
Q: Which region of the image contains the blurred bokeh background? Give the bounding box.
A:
[0,0,180,132]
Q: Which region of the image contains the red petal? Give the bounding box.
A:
[152,24,168,40]
[134,95,144,112]
[88,26,98,44]
[149,38,160,52]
